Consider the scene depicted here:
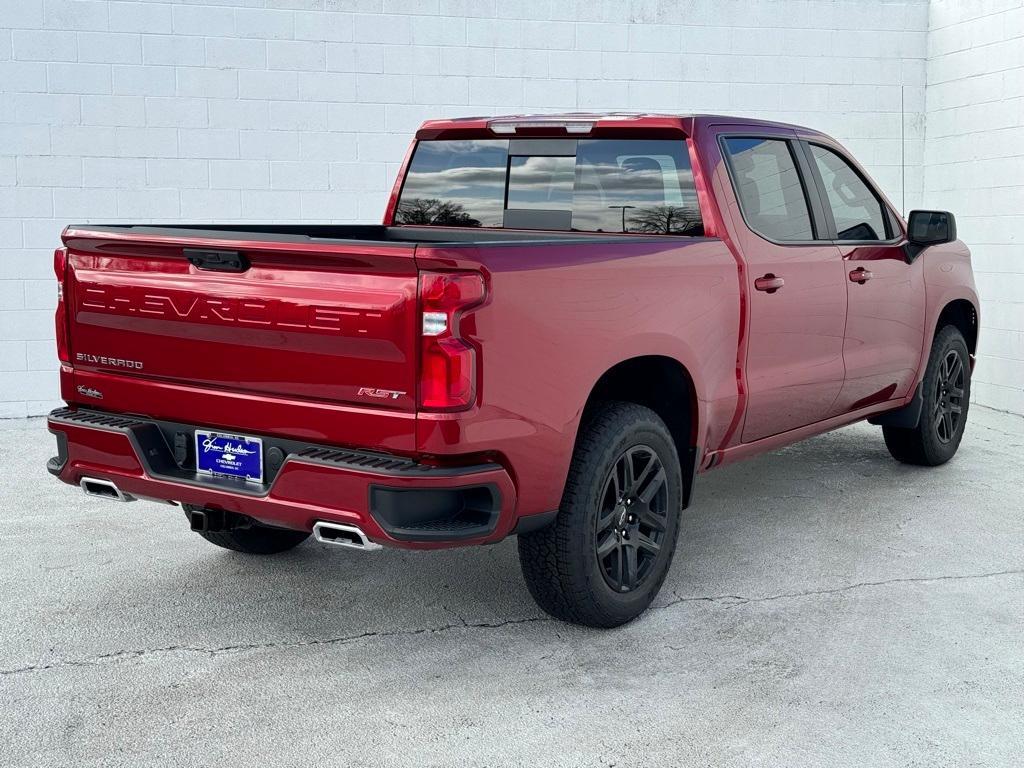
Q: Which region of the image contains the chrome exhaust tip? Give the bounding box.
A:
[312,521,382,551]
[80,477,135,502]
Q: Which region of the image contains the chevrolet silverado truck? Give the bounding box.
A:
[47,113,978,627]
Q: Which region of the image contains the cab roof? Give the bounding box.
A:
[415,112,816,140]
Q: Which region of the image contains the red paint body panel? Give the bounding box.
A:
[48,114,979,548]
[831,242,926,413]
[65,233,420,414]
[70,368,416,452]
[698,124,849,442]
[413,238,740,519]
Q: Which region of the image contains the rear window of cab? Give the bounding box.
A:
[396,138,704,235]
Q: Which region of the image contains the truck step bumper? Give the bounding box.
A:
[47,408,517,549]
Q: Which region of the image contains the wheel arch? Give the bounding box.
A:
[580,355,699,508]
[936,298,979,357]
[873,295,979,430]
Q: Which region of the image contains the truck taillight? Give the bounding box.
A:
[418,271,485,411]
[53,248,70,365]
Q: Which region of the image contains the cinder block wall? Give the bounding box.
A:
[0,0,938,416]
[923,0,1024,414]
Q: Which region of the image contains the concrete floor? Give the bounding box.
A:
[1,407,1022,767]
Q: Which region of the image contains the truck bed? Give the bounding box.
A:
[69,223,687,247]
[59,222,700,459]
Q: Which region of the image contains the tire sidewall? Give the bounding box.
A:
[919,327,971,463]
[569,413,683,624]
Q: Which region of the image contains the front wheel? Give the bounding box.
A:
[883,325,971,466]
[518,402,683,628]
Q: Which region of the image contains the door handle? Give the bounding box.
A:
[849,267,873,284]
[754,274,785,293]
[185,248,249,272]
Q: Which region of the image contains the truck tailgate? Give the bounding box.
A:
[62,228,419,438]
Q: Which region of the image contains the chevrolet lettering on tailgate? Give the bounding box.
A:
[79,284,389,335]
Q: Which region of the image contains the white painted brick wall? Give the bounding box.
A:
[924,1,1024,414]
[0,0,957,418]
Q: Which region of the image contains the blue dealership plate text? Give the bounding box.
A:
[195,430,264,483]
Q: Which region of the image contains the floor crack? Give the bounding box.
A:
[659,568,1024,610]
[0,616,552,678]
[3,569,1020,678]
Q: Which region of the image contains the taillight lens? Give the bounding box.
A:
[53,248,70,365]
[418,271,485,411]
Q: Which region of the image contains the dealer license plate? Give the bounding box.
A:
[195,430,264,483]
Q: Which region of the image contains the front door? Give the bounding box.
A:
[715,131,848,442]
[801,141,926,413]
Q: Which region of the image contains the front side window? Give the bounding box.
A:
[395,138,703,235]
[722,137,814,242]
[810,144,888,241]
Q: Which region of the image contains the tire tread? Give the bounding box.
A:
[518,401,682,628]
[883,325,970,467]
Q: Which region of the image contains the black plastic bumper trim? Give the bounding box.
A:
[511,510,558,536]
[47,407,504,498]
[46,429,69,477]
[368,483,502,542]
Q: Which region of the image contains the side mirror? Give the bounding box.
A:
[908,210,956,244]
[905,210,956,260]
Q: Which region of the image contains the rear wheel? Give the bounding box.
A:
[184,506,310,554]
[518,402,683,628]
[883,325,971,466]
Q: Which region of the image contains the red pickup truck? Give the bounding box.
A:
[47,113,978,627]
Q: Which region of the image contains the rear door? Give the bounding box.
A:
[799,141,926,413]
[715,129,848,442]
[64,229,420,413]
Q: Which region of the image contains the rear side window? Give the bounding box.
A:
[722,137,814,242]
[809,144,888,241]
[573,139,702,235]
[395,139,507,227]
[396,138,703,235]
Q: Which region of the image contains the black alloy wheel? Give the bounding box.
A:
[933,349,965,444]
[595,445,669,593]
[883,325,971,466]
[517,401,684,627]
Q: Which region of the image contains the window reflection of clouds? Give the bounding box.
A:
[573,140,702,234]
[508,155,575,210]
[397,140,508,227]
[396,138,704,234]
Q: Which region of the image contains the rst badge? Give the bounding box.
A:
[357,387,405,400]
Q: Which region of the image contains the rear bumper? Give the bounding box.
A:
[47,408,518,549]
